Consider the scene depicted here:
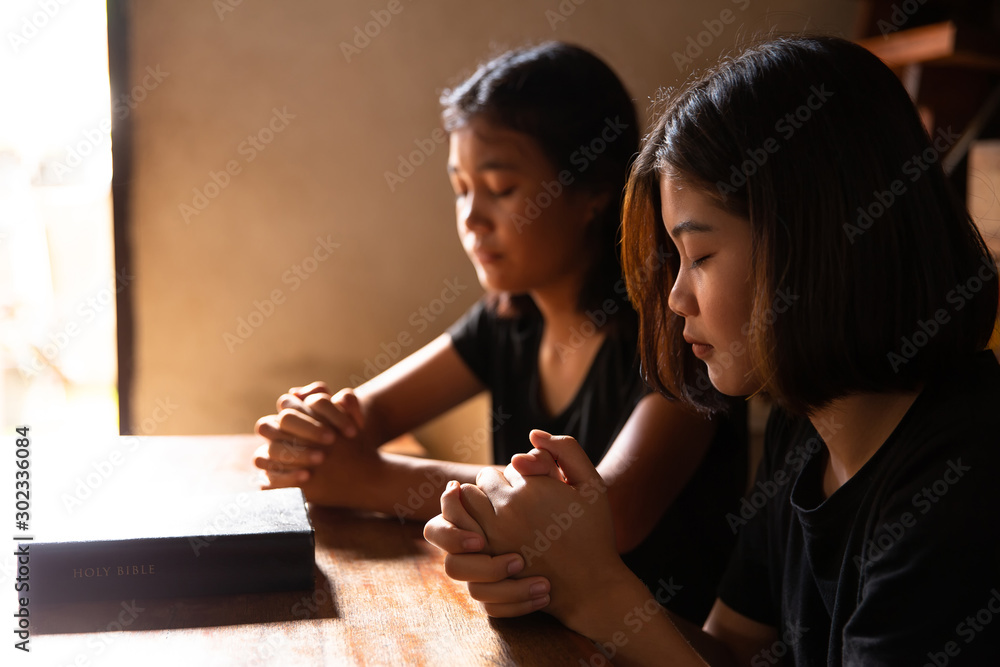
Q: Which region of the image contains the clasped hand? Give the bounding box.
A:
[425,430,626,627]
[253,381,378,505]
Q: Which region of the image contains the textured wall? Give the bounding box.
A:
[125,0,859,458]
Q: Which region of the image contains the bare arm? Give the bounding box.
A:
[255,334,505,517]
[428,435,778,666]
[597,393,716,552]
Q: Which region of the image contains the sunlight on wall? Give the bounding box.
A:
[0,0,118,436]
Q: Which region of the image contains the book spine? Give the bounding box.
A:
[31,532,314,602]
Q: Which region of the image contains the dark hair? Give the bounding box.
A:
[622,35,999,415]
[441,42,640,321]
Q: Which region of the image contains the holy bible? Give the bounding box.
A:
[31,487,315,602]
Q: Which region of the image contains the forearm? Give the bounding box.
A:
[350,452,498,521]
[567,570,731,667]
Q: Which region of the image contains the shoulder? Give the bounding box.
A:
[447,297,540,340]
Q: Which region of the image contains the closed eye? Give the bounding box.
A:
[690,254,712,269]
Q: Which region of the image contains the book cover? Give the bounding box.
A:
[31,487,315,602]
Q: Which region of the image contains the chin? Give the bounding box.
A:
[704,363,757,397]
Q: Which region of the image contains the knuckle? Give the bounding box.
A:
[303,393,330,409]
[277,408,300,428]
[443,557,463,580]
[254,415,273,433]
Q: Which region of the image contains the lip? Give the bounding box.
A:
[683,334,713,359]
[473,247,502,264]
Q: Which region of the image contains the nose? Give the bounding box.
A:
[457,188,492,234]
[667,267,697,319]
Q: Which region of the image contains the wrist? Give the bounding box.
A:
[561,561,652,642]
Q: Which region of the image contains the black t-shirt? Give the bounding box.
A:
[719,350,1000,665]
[448,299,748,623]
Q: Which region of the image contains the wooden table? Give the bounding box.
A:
[27,436,602,666]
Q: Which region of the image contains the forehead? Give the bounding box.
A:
[447,117,542,169]
[658,174,749,237]
[658,175,705,222]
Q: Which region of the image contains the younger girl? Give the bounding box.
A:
[425,35,1000,665]
[254,42,747,624]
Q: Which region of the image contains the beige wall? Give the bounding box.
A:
[126,0,859,458]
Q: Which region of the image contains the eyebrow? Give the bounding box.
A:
[447,160,519,176]
[670,220,715,237]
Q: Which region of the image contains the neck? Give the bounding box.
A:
[529,272,592,336]
[809,388,922,497]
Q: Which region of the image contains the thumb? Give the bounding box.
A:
[332,388,366,431]
[528,430,603,489]
[509,446,562,480]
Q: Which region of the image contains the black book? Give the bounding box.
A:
[31,487,315,602]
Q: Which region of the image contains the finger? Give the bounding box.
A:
[253,440,323,470]
[331,388,366,431]
[468,576,550,604]
[442,552,526,583]
[529,430,603,488]
[258,467,310,489]
[509,448,563,480]
[423,513,485,553]
[441,481,485,539]
[480,597,551,618]
[255,415,324,455]
[290,381,331,399]
[475,466,514,496]
[459,483,497,523]
[303,393,360,438]
[275,407,335,444]
[275,394,344,442]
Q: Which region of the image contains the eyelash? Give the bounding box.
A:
[690,254,712,269]
[453,186,515,200]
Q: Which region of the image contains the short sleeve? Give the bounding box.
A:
[446,299,494,385]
